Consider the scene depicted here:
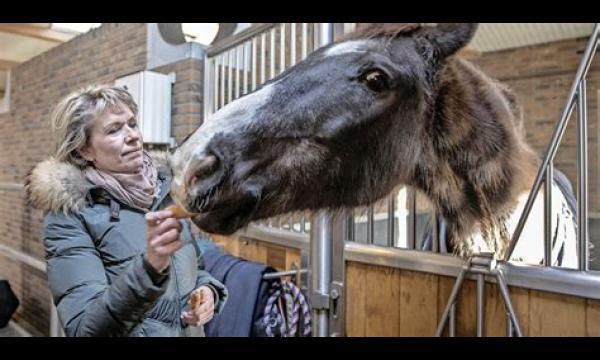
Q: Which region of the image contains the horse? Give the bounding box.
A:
[169,23,578,265]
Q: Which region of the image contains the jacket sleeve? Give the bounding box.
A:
[44,212,169,336]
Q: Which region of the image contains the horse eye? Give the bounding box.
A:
[362,70,389,92]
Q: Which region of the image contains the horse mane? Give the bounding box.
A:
[341,23,436,42]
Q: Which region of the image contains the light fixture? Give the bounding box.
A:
[181,23,219,45]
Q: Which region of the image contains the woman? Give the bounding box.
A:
[26,84,228,336]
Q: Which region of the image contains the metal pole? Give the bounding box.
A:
[220,53,225,109]
[432,212,440,253]
[505,24,599,261]
[367,205,374,245]
[310,210,332,337]
[203,56,213,120]
[449,304,456,337]
[252,37,257,91]
[280,23,286,74]
[495,268,523,337]
[544,164,553,266]
[436,264,468,336]
[290,23,296,66]
[330,210,347,336]
[243,42,249,95]
[387,195,395,247]
[476,274,486,337]
[506,313,513,337]
[407,188,417,249]
[577,80,589,271]
[309,23,334,338]
[235,45,240,99]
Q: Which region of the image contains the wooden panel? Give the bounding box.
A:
[484,283,508,336]
[345,262,367,336]
[437,275,455,336]
[455,279,477,336]
[211,234,239,256]
[284,248,301,271]
[529,290,586,336]
[266,244,286,270]
[586,298,600,336]
[237,238,267,264]
[508,286,530,337]
[399,270,438,336]
[437,275,477,336]
[364,264,401,336]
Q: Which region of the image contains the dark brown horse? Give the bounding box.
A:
[170,23,577,263]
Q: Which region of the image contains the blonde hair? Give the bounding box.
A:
[51,84,138,168]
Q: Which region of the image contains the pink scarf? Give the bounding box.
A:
[83,151,159,211]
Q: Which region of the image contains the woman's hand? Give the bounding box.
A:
[145,209,184,273]
[181,286,215,327]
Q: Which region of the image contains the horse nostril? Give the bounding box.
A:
[188,154,220,189]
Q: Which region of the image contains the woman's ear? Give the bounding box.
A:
[78,145,95,163]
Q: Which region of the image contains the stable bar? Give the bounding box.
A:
[476,274,486,337]
[235,45,240,99]
[310,210,333,337]
[407,188,417,249]
[203,56,213,119]
[577,80,589,271]
[220,53,225,109]
[227,50,233,103]
[290,23,296,66]
[213,56,219,113]
[495,269,523,337]
[432,212,440,253]
[506,313,513,337]
[367,205,374,245]
[243,42,249,95]
[544,164,553,266]
[252,37,257,91]
[301,23,308,60]
[270,29,275,79]
[436,264,468,336]
[387,195,395,247]
[449,304,456,337]
[280,23,285,74]
[310,23,334,337]
[261,33,266,84]
[263,268,308,280]
[348,210,355,242]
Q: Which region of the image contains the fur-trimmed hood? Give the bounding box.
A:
[25,151,171,214]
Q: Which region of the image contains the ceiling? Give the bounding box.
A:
[1,23,597,96]
[0,23,79,94]
[470,23,595,52]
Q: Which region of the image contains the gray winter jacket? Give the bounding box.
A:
[26,152,228,337]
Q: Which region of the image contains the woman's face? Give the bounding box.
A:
[79,102,144,173]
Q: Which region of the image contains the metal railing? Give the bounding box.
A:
[0,244,64,337]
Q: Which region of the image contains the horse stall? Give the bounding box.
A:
[198,23,600,336]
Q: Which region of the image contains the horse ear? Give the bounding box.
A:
[418,23,479,59]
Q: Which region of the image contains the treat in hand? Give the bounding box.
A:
[190,289,204,309]
[166,205,194,219]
